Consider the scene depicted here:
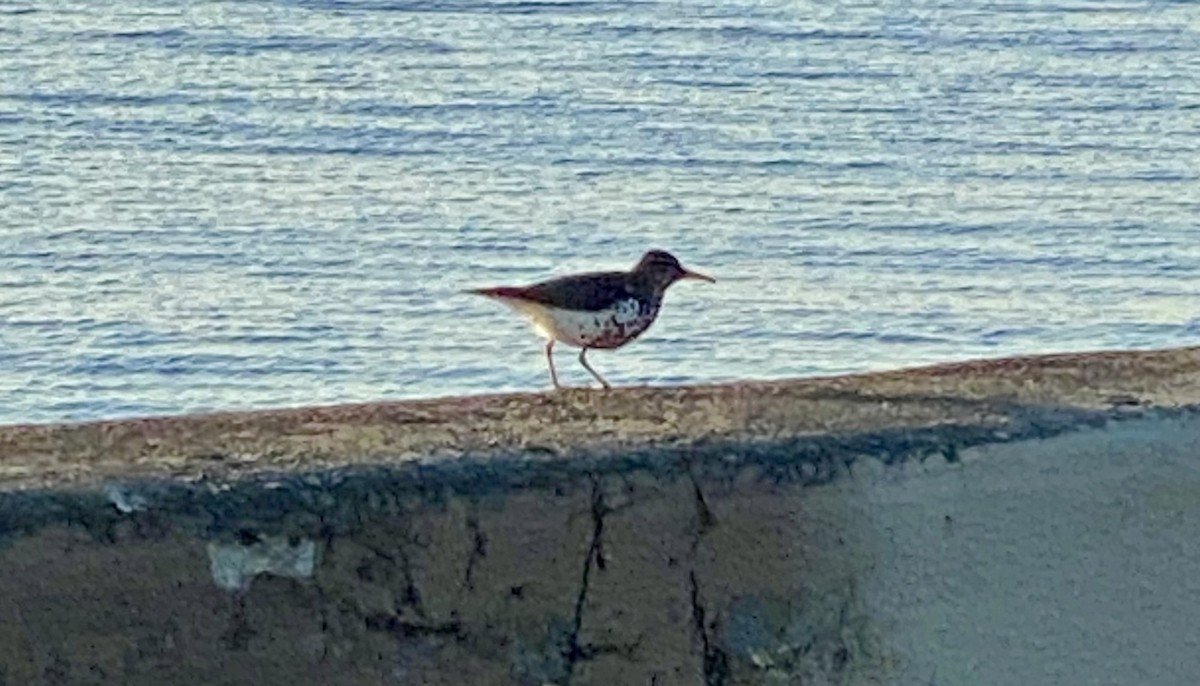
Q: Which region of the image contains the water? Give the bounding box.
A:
[1,0,1198,425]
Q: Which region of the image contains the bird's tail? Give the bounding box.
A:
[462,286,528,299]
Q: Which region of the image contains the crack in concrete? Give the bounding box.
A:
[683,458,716,535]
[559,475,610,684]
[380,537,430,620]
[397,562,425,618]
[220,593,255,651]
[684,455,729,683]
[359,538,428,623]
[689,570,730,686]
[462,514,487,592]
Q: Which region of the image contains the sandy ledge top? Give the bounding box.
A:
[1,345,1199,492]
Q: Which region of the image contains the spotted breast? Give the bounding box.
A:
[507,297,658,350]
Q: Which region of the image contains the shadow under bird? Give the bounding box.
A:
[466,249,716,389]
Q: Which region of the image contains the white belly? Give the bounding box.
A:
[497,297,654,348]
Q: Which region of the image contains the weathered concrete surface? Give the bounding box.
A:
[1,346,1199,685]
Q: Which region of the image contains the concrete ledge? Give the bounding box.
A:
[1,346,1199,684]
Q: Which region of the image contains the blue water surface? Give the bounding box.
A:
[1,0,1198,424]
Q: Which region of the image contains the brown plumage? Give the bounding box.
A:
[467,250,715,389]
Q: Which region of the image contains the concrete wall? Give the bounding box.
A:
[1,346,1198,685]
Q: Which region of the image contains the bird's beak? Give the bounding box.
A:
[681,268,716,283]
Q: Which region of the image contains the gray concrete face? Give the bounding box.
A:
[859,416,1200,686]
[1,347,1199,685]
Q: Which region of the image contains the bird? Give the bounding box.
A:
[466,249,715,389]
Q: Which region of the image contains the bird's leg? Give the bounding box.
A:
[578,348,611,389]
[545,339,561,389]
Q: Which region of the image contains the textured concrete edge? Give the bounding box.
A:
[1,400,1194,546]
[3,345,1199,491]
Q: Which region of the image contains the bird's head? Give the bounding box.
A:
[632,249,716,291]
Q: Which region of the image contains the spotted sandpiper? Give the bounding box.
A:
[467,249,715,389]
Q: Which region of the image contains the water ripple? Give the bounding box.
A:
[1,0,1197,424]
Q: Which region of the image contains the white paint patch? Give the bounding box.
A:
[207,536,317,593]
[496,296,652,348]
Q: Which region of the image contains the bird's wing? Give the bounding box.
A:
[497,271,636,311]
